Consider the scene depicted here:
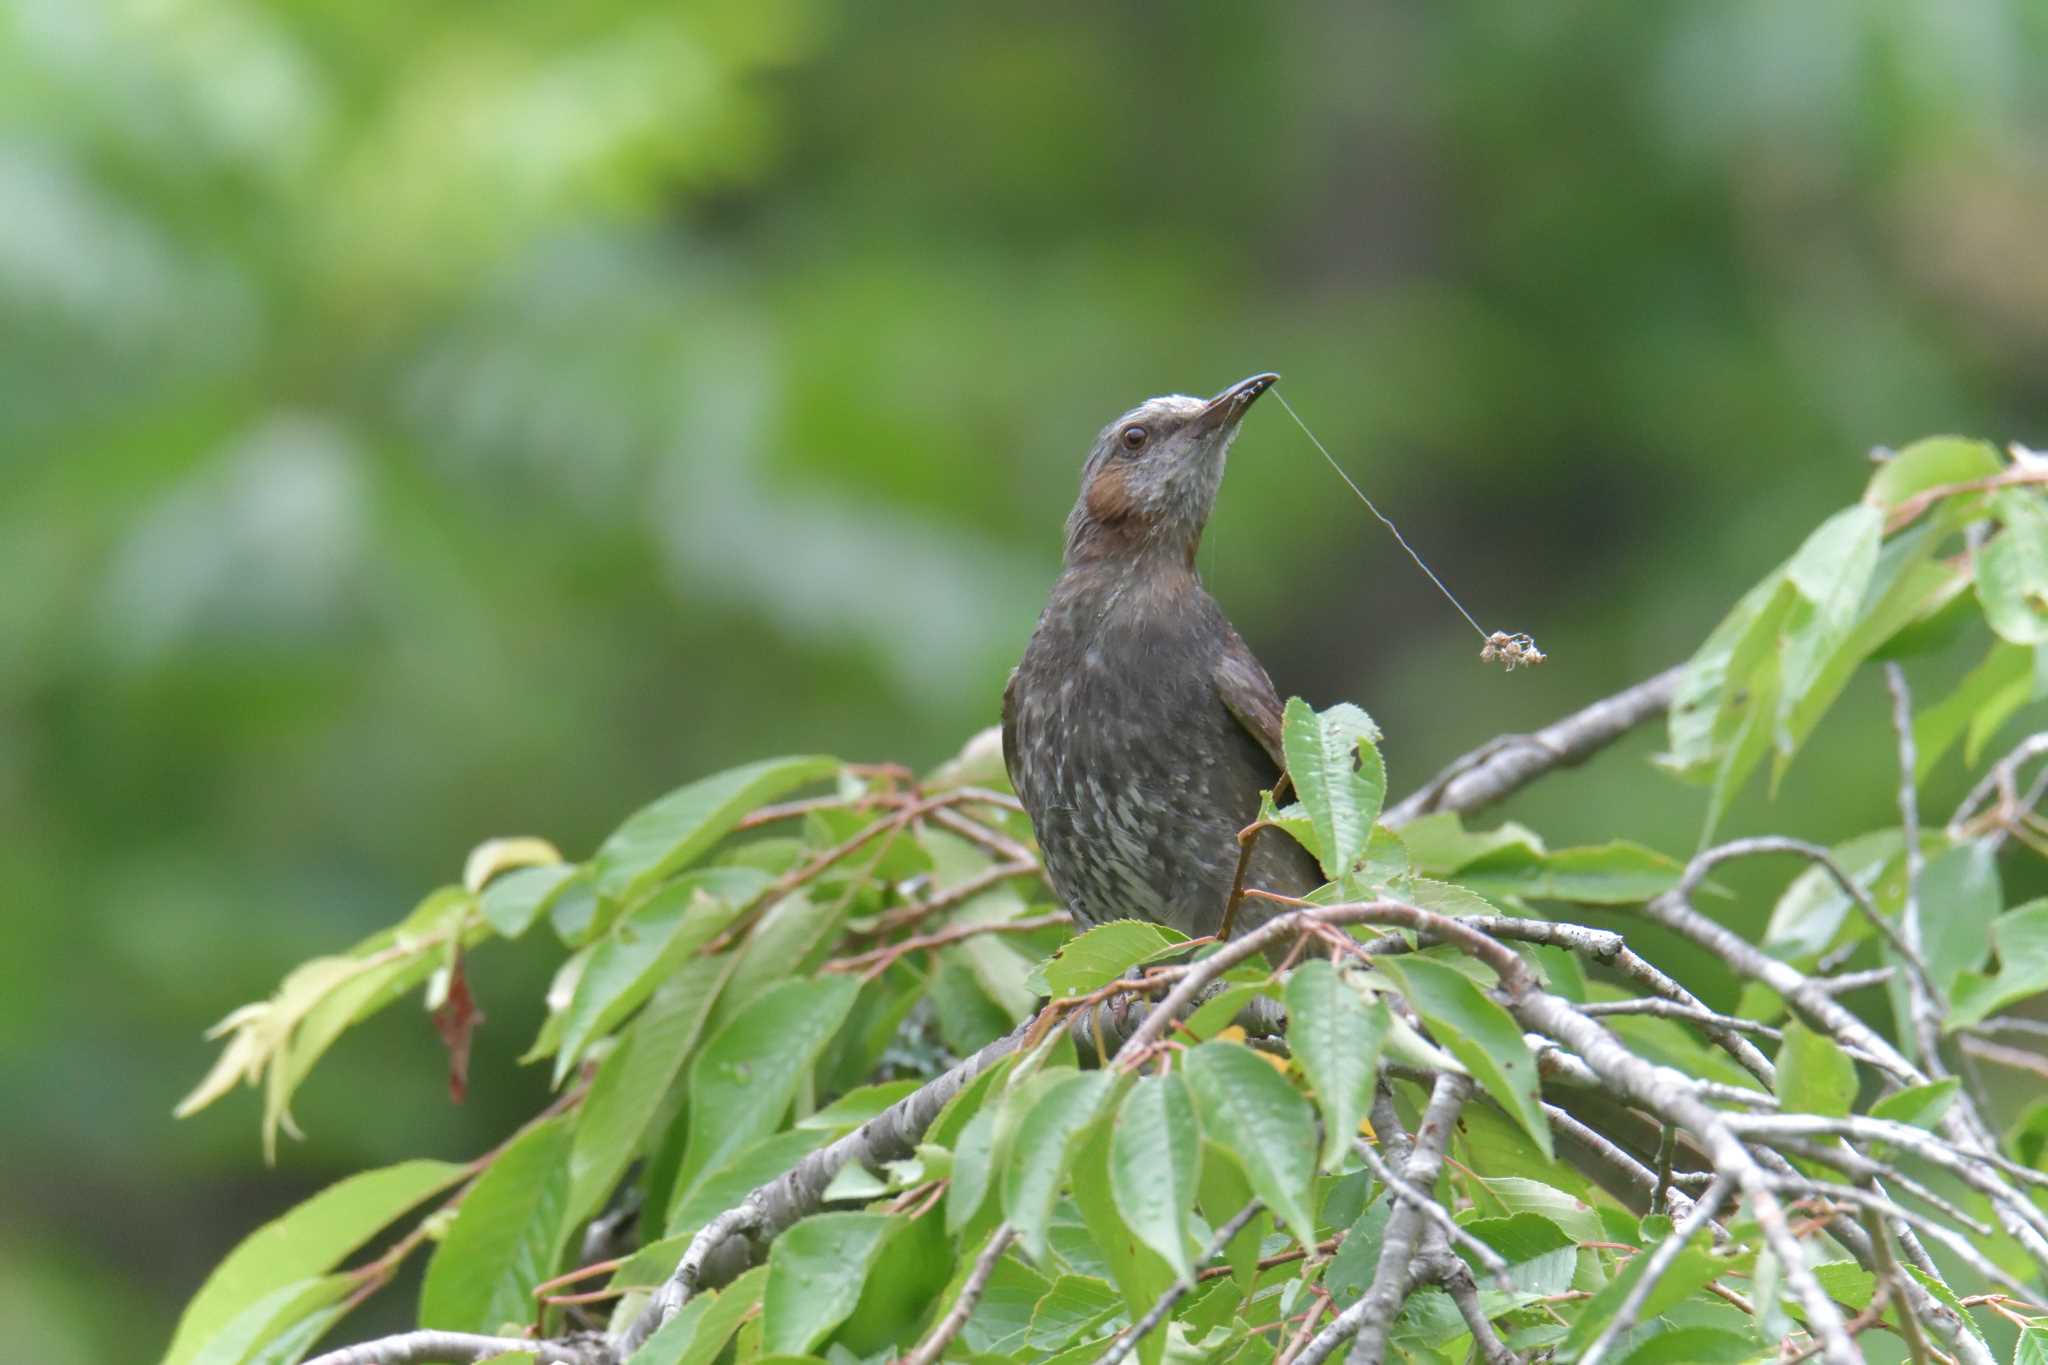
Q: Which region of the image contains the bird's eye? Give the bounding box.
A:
[1120,425,1148,451]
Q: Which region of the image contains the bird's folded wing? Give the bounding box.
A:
[1213,628,1289,777]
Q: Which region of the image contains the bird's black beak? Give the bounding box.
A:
[1191,372,1280,437]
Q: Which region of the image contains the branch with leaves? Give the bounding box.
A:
[169,435,2048,1365]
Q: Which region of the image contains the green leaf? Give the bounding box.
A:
[1453,840,1682,906]
[796,1078,925,1131]
[1397,812,1546,878]
[1774,1020,1856,1118]
[1977,491,2048,645]
[670,1130,831,1239]
[956,1249,1051,1355]
[1614,1326,1757,1365]
[1378,956,1551,1159]
[1762,829,1903,962]
[1281,696,1386,881]
[1458,1214,1576,1303]
[1948,898,2048,1030]
[2014,1326,2048,1365]
[947,1105,1001,1235]
[1918,842,2002,999]
[1183,1041,1319,1247]
[1914,641,2031,779]
[480,863,580,938]
[626,1267,770,1365]
[672,974,859,1208]
[1110,1073,1200,1278]
[1865,437,2004,509]
[1774,534,1955,788]
[1869,1077,1960,1130]
[1560,1244,1721,1357]
[554,868,761,1084]
[1661,570,1796,782]
[1074,1123,1177,1365]
[420,1115,573,1333]
[188,1275,353,1365]
[594,756,838,901]
[1003,1069,1117,1258]
[760,1212,897,1355]
[1285,961,1389,1172]
[165,1158,467,1365]
[1326,1195,1393,1304]
[1779,504,1884,702]
[1027,919,1188,999]
[1026,1275,1122,1352]
[569,953,734,1227]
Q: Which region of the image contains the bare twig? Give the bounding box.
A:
[1294,1073,1473,1365]
[1577,1177,1732,1365]
[304,1331,604,1365]
[1384,666,1682,825]
[821,911,1069,977]
[1092,1201,1264,1365]
[1886,665,1951,1078]
[901,1224,1016,1365]
[1354,1137,1513,1290]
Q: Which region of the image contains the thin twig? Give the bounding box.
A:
[1384,666,1682,825]
[901,1223,1016,1365]
[1092,1202,1263,1365]
[1577,1177,1731,1365]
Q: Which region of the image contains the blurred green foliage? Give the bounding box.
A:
[4,2,2047,1360]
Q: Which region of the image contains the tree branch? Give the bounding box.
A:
[304,1330,605,1365]
[901,1223,1015,1365]
[1383,665,1681,825]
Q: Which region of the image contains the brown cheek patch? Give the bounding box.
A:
[1085,464,1135,526]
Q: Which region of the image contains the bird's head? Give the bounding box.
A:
[1064,373,1279,569]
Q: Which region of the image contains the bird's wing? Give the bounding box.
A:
[1001,666,1022,788]
[1213,627,1289,776]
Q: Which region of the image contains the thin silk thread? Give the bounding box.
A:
[1270,389,1489,641]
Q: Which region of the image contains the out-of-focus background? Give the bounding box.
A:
[5,2,2046,1358]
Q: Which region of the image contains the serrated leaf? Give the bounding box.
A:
[1281,697,1386,881]
[1075,1123,1176,1365]
[1762,829,1903,963]
[1869,1077,1959,1130]
[1110,1074,1200,1277]
[1917,842,2002,999]
[420,1115,573,1333]
[760,1212,897,1355]
[569,953,734,1227]
[1865,437,2004,509]
[1613,1326,1756,1364]
[1378,956,1551,1159]
[479,863,580,938]
[1780,505,1884,703]
[1026,1275,1121,1352]
[189,1274,353,1365]
[1774,1020,1856,1118]
[594,756,838,901]
[1915,641,2031,780]
[1027,919,1188,999]
[1183,1041,1319,1247]
[1003,1069,1116,1258]
[1453,841,1682,906]
[1662,570,1796,782]
[554,869,761,1084]
[1948,898,2048,1030]
[625,1264,768,1365]
[1559,1244,1721,1357]
[1977,492,2048,645]
[672,975,859,1210]
[1284,961,1389,1172]
[165,1158,467,1365]
[1396,813,1546,877]
[165,1162,466,1365]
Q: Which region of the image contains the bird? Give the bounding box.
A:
[1001,373,1324,940]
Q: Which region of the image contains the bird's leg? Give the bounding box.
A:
[1219,774,1295,942]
